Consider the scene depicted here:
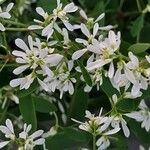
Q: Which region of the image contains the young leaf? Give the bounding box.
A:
[130,14,144,37]
[128,43,150,54]
[32,96,57,113]
[19,95,37,131]
[100,77,119,98]
[45,127,90,150]
[128,119,150,144]
[68,86,88,124]
[77,60,92,86]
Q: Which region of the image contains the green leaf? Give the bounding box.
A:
[128,119,150,145]
[37,0,67,12]
[0,0,6,5]
[45,127,90,150]
[116,99,140,112]
[32,96,57,113]
[68,86,88,124]
[100,77,119,98]
[111,133,128,150]
[77,60,92,87]
[17,81,38,98]
[130,14,144,37]
[19,95,37,131]
[128,43,150,54]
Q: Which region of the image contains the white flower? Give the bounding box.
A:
[12,35,63,76]
[0,119,15,149]
[124,52,149,96]
[86,30,121,71]
[0,3,14,31]
[28,0,78,39]
[72,109,120,150]
[96,128,120,150]
[109,115,130,137]
[125,100,150,132]
[10,35,63,90]
[72,108,110,134]
[72,23,99,60]
[79,9,114,31]
[19,124,45,150]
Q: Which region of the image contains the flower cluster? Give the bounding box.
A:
[28,0,78,39]
[72,109,120,150]
[9,0,150,100]
[0,119,45,150]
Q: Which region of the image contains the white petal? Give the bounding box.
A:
[45,54,63,66]
[36,7,45,17]
[121,120,130,137]
[6,119,14,133]
[0,141,10,148]
[93,23,99,37]
[38,78,49,91]
[15,38,29,51]
[34,138,45,145]
[16,58,26,64]
[28,35,33,50]
[10,78,23,87]
[42,24,53,36]
[0,12,11,19]
[72,49,87,60]
[12,50,26,57]
[63,21,74,31]
[124,67,136,84]
[146,55,150,63]
[128,52,139,67]
[87,59,111,71]
[63,3,78,13]
[13,65,29,75]
[95,13,105,22]
[0,23,5,31]
[131,82,140,96]
[79,10,88,20]
[75,38,88,46]
[104,128,120,135]
[99,25,114,31]
[30,130,44,139]
[6,3,14,12]
[81,23,90,38]
[108,62,114,78]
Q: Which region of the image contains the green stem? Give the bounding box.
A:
[53,112,59,127]
[93,134,96,150]
[2,19,27,27]
[5,27,29,32]
[136,0,142,12]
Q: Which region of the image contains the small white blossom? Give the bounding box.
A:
[125,100,150,132]
[124,52,149,96]
[72,23,99,60]
[10,35,63,90]
[28,0,78,39]
[86,30,121,71]
[44,60,76,99]
[0,119,15,149]
[19,124,45,150]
